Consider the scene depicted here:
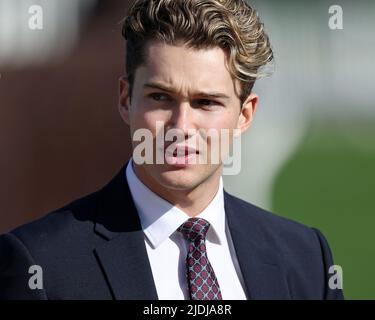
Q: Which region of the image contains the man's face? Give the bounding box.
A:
[119,40,257,193]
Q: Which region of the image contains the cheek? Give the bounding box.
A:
[200,111,238,131]
[131,111,168,141]
[200,113,239,151]
[130,104,155,127]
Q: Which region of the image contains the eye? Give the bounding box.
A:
[197,99,219,108]
[148,92,170,101]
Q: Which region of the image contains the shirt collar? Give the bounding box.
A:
[125,158,226,248]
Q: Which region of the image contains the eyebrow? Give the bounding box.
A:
[143,82,231,100]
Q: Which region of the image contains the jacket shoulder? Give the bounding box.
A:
[6,189,102,256]
[225,192,322,254]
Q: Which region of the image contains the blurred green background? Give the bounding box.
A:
[272,117,375,299]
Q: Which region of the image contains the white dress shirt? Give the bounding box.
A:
[125,158,247,300]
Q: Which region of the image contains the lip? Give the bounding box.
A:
[162,143,200,167]
[164,144,199,157]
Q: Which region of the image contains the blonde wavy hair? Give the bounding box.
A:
[122,0,274,105]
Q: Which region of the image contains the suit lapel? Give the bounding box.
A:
[93,162,158,300]
[224,191,291,299]
[94,232,158,300]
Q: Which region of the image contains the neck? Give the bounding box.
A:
[132,162,222,217]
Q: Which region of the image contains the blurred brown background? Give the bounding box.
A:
[0,0,132,233]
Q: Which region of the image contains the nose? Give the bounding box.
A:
[168,101,196,136]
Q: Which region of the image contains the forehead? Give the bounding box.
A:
[136,40,235,92]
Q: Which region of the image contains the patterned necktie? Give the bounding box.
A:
[178,218,222,300]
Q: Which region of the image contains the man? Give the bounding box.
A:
[0,0,343,300]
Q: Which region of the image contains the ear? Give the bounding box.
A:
[118,76,131,126]
[236,93,258,136]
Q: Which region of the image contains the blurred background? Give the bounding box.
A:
[0,0,374,299]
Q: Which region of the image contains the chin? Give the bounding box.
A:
[157,170,200,191]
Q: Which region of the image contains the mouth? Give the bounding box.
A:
[170,147,199,157]
[164,144,199,166]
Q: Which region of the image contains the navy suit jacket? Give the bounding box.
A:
[0,162,344,300]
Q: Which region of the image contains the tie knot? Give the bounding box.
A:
[178,218,210,241]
